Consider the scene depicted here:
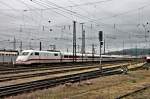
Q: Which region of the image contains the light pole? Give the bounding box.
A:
[73,21,76,62]
[80,23,85,62]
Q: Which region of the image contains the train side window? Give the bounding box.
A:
[44,53,46,56]
[47,53,51,56]
[54,53,58,56]
[64,55,68,58]
[35,52,39,56]
[44,53,48,56]
[43,53,45,56]
[46,53,49,56]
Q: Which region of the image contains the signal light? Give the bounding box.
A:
[99,31,103,42]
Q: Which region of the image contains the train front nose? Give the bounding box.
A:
[15,56,28,64]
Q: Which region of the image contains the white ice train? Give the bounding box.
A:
[15,50,126,65]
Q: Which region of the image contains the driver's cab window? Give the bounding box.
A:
[35,52,39,56]
[30,52,34,56]
[21,52,29,56]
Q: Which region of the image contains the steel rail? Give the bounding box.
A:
[116,84,150,99]
[0,61,127,75]
[0,64,124,82]
[0,69,122,97]
[0,62,144,98]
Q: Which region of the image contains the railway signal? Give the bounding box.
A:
[99,31,103,73]
[99,31,103,42]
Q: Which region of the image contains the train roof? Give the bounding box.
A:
[0,50,19,55]
[0,50,18,52]
[22,50,60,53]
[21,50,127,58]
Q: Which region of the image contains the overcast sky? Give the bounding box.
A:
[0,0,150,53]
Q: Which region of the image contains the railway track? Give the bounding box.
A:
[0,63,126,82]
[116,84,150,99]
[0,62,128,75]
[115,62,149,99]
[0,69,122,98]
[0,61,138,82]
[0,62,145,98]
[0,59,134,71]
[0,63,102,74]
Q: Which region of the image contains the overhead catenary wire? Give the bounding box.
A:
[17,0,50,25]
[0,0,146,32]
[32,0,119,33]
[29,0,150,42]
[67,0,92,17]
[86,2,150,23]
[0,0,113,11]
[0,1,39,24]
[31,0,75,21]
[34,0,93,22]
[0,0,149,51]
[1,0,150,26]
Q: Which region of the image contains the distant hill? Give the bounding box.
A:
[105,48,150,56]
